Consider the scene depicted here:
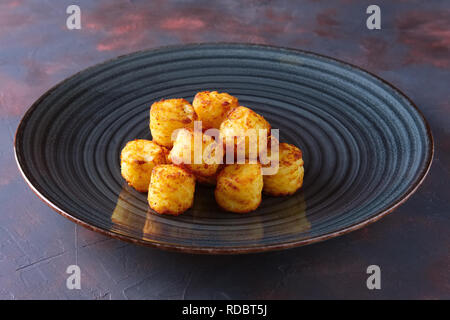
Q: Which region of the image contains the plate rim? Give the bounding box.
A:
[13,42,434,254]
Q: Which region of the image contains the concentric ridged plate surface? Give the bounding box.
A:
[15,44,433,254]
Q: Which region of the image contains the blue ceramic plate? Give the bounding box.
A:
[14,44,433,254]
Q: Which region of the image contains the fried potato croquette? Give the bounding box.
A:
[149,98,197,148]
[219,106,271,160]
[192,91,239,129]
[148,165,196,215]
[215,163,263,213]
[169,128,221,179]
[120,139,167,192]
[263,142,304,196]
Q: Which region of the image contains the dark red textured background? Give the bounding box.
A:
[0,0,449,299]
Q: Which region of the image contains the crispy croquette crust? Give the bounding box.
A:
[148,164,196,215]
[120,139,167,192]
[215,163,263,213]
[168,128,220,179]
[263,143,304,196]
[192,91,239,129]
[219,106,271,159]
[149,98,197,148]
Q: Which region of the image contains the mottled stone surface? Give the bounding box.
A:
[0,0,448,299]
